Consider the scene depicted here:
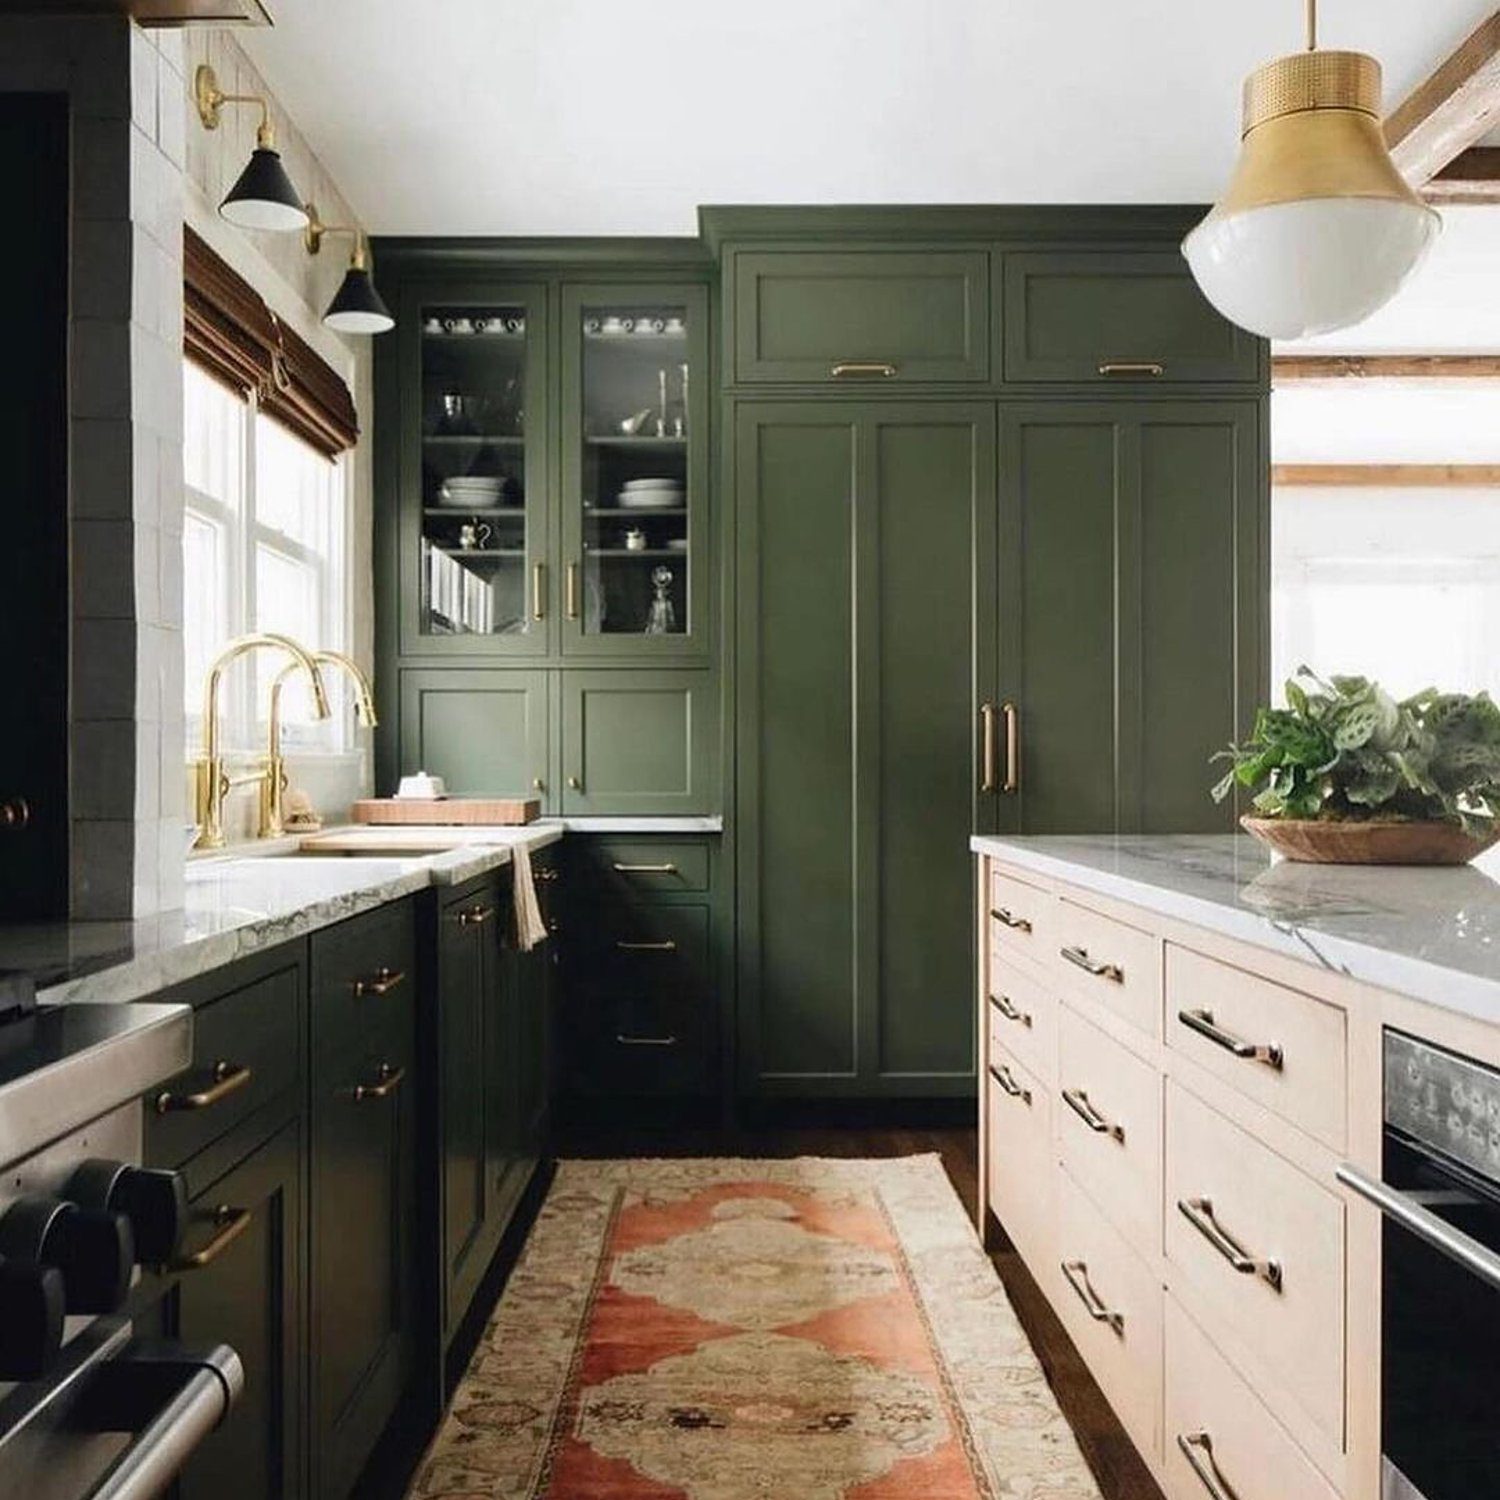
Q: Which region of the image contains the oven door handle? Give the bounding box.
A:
[83,1343,244,1500]
[1337,1161,1500,1295]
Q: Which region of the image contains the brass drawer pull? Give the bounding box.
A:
[1178,1196,1282,1291]
[1178,1008,1283,1070]
[1062,1087,1125,1142]
[457,904,493,927]
[991,907,1032,934]
[1001,701,1020,793]
[1060,945,1124,982]
[979,703,998,793]
[1060,1259,1125,1335]
[988,1063,1032,1105]
[171,1204,251,1272]
[830,360,898,379]
[353,967,406,998]
[612,862,679,875]
[1177,1432,1241,1500]
[532,561,546,621]
[992,994,1032,1028]
[155,1060,252,1115]
[534,866,560,883]
[617,1033,678,1047]
[616,939,678,953]
[1098,360,1165,377]
[353,1062,406,1103]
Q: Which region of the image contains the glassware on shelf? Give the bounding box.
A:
[644,565,677,635]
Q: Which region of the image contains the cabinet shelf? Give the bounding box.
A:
[431,548,525,560]
[423,507,524,520]
[585,548,688,560]
[424,434,525,448]
[584,507,687,518]
[584,436,687,451]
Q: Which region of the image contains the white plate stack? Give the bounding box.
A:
[439,476,506,510]
[616,477,684,510]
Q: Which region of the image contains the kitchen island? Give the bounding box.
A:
[971,832,1500,1500]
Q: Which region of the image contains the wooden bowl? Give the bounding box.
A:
[1240,815,1500,866]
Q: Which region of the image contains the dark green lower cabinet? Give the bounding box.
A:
[146,1117,305,1500]
[736,402,995,1099]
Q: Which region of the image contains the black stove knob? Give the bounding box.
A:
[0,1197,134,1315]
[67,1160,188,1265]
[0,1257,65,1381]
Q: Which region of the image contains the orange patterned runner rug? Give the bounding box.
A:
[407,1156,1100,1499]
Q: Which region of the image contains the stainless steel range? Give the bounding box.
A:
[0,973,242,1499]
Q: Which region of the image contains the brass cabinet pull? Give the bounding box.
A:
[830,360,898,379]
[988,1063,1032,1105]
[353,967,405,998]
[992,993,1032,1028]
[1001,701,1020,793]
[1177,1432,1241,1500]
[532,561,546,621]
[616,1033,678,1047]
[979,703,998,793]
[534,866,560,883]
[532,777,546,792]
[1177,1197,1282,1291]
[565,562,580,620]
[155,1060,252,1115]
[616,939,678,952]
[1062,1087,1125,1142]
[1060,1259,1125,1335]
[1178,1008,1284,1070]
[612,862,679,875]
[171,1204,252,1272]
[1059,945,1124,982]
[1098,361,1165,377]
[567,775,582,791]
[991,906,1032,934]
[353,1062,406,1103]
[0,797,30,829]
[457,904,493,927]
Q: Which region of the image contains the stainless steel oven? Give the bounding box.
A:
[1338,1029,1500,1500]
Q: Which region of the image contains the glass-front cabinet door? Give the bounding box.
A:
[560,283,709,655]
[400,285,550,655]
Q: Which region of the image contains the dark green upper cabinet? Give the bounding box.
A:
[394,280,552,658]
[1003,252,1261,385]
[398,668,550,802]
[730,249,990,385]
[560,282,711,657]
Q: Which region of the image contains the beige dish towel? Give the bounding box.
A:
[512,842,548,952]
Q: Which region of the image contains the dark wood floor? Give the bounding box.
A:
[553,1116,1164,1500]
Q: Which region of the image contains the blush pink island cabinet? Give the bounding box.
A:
[973,832,1500,1500]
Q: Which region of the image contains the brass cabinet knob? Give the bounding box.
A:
[532,777,545,792]
[567,775,581,790]
[0,798,29,830]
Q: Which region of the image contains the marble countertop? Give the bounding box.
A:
[2,825,561,1010]
[972,833,1500,1026]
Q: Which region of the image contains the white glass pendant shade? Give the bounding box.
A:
[1184,49,1440,340]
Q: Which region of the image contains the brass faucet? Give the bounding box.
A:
[263,650,378,838]
[192,633,330,850]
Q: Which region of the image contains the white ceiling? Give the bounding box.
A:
[247,1,1497,237]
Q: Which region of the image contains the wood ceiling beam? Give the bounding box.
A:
[1273,354,1500,382]
[1420,145,1500,203]
[1273,464,1500,487]
[1384,11,1500,184]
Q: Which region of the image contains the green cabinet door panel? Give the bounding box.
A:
[151,1119,305,1500]
[398,669,551,802]
[560,670,719,814]
[732,250,990,384]
[1003,252,1262,385]
[996,400,1265,838]
[736,402,995,1097]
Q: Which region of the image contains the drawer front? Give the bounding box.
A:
[1166,945,1347,1150]
[986,958,1056,1087]
[1051,897,1160,1038]
[1003,251,1260,385]
[1165,1082,1344,1446]
[985,1042,1054,1270]
[147,962,303,1170]
[575,989,716,1096]
[1058,1004,1161,1260]
[1056,1166,1163,1463]
[1165,1296,1339,1500]
[311,899,419,1061]
[733,249,990,384]
[987,864,1052,967]
[582,839,711,894]
[583,904,712,993]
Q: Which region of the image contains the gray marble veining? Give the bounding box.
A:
[971,833,1500,1027]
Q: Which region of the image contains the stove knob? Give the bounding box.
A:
[0,1257,66,1380]
[0,1197,134,1315]
[66,1160,188,1266]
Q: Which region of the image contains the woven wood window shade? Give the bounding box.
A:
[183,225,359,458]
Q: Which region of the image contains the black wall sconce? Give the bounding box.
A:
[304,202,395,336]
[194,64,308,233]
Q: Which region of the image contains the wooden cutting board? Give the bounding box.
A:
[352,797,540,826]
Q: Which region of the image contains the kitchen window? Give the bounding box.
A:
[182,358,350,749]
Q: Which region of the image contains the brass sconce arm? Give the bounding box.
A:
[303,202,370,267]
[194,64,278,149]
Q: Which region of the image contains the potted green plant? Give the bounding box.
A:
[1212,668,1500,864]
